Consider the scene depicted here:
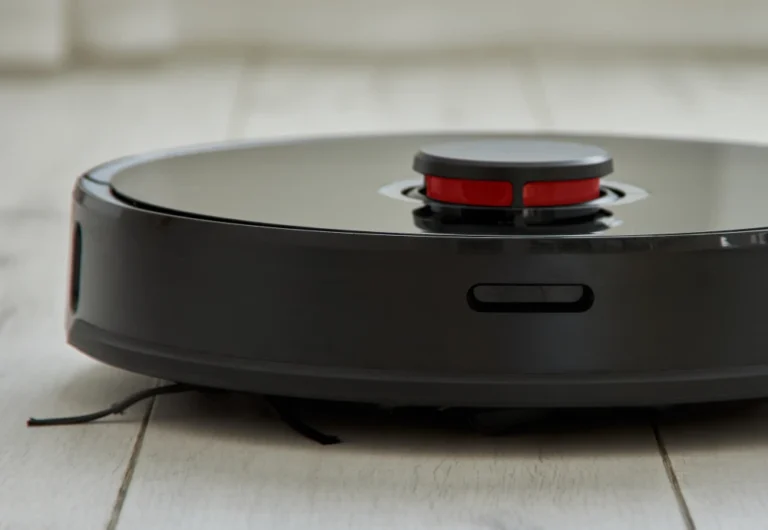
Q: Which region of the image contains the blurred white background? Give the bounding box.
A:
[2,0,768,69]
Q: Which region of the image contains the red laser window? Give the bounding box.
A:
[523,178,600,207]
[425,175,513,207]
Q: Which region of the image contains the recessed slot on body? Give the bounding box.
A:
[70,223,83,312]
[467,284,593,313]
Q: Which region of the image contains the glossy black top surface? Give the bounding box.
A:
[105,132,768,237]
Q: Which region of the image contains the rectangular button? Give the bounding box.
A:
[468,284,592,313]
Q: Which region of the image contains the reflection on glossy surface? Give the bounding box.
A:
[109,132,768,236]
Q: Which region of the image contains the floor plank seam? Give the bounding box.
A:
[653,422,696,530]
[105,392,157,530]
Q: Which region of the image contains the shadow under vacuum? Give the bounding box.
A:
[28,364,768,457]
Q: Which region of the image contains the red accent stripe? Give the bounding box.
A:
[425,175,513,207]
[426,175,601,207]
[523,178,600,207]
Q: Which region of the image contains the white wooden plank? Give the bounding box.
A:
[682,56,768,144]
[534,50,768,145]
[117,58,685,530]
[660,403,768,530]
[0,59,241,530]
[533,50,705,139]
[0,58,243,216]
[119,394,685,530]
[232,55,543,139]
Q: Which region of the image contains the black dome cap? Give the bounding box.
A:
[413,139,614,182]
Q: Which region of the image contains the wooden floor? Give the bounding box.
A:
[2,50,768,530]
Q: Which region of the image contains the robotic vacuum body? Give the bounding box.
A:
[67,132,768,407]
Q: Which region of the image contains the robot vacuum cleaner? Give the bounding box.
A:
[65,132,768,409]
